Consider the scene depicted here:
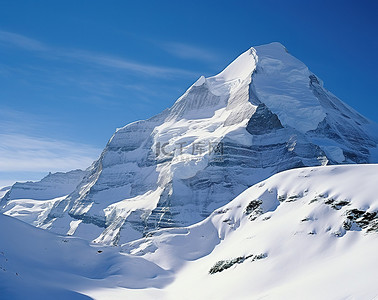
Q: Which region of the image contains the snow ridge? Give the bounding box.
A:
[2,42,378,246]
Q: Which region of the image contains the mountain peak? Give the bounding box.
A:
[189,42,325,131]
[210,46,258,83]
[2,43,377,246]
[193,43,289,96]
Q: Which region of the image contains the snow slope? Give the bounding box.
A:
[0,170,86,229]
[0,213,171,299]
[110,164,378,299]
[1,165,377,299]
[2,43,378,246]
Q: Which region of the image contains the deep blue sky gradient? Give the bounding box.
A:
[0,0,377,184]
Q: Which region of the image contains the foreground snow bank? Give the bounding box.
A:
[119,164,378,299]
[1,165,377,299]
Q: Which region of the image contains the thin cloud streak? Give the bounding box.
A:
[0,30,198,78]
[0,30,47,51]
[161,42,218,62]
[0,133,101,172]
[61,49,198,77]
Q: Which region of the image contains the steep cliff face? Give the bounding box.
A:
[3,43,377,245]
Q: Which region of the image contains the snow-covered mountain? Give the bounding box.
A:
[2,42,378,246]
[1,165,377,299]
[0,170,86,228]
[1,169,85,202]
[0,186,10,200]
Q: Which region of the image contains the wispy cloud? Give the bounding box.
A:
[0,109,101,186]
[160,42,218,62]
[0,133,101,172]
[0,30,47,51]
[0,30,197,78]
[0,108,47,134]
[60,49,197,77]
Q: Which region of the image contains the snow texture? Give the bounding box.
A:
[1,165,377,299]
[1,43,378,248]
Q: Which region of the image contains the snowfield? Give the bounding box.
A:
[1,43,378,299]
[2,43,377,247]
[1,165,377,299]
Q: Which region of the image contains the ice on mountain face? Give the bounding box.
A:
[3,42,378,246]
[252,43,327,133]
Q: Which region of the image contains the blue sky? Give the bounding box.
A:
[0,0,377,186]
